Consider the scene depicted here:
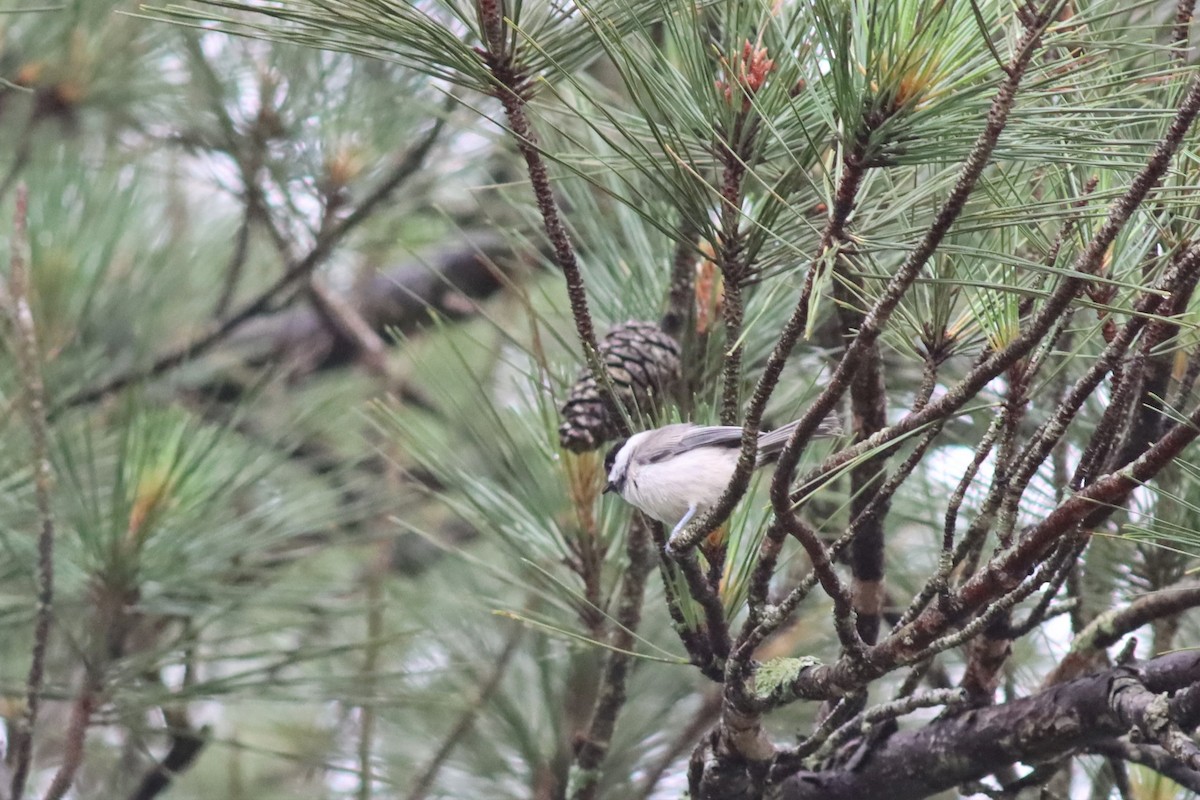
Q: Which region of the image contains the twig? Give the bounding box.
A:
[404,620,524,800]
[0,116,34,206]
[660,218,698,340]
[907,548,1067,666]
[1006,538,1084,638]
[814,688,967,767]
[1173,0,1197,59]
[993,307,1080,544]
[958,372,1036,700]
[212,212,253,318]
[895,412,1003,629]
[1046,578,1200,685]
[1069,347,1146,490]
[127,709,209,800]
[1175,345,1200,410]
[1114,251,1200,469]
[714,112,756,425]
[769,693,863,775]
[826,122,896,647]
[642,518,716,675]
[41,673,101,800]
[780,515,864,657]
[6,185,57,800]
[728,527,858,696]
[307,276,391,378]
[675,548,732,662]
[850,424,944,537]
[357,540,390,800]
[570,516,656,800]
[185,32,299,315]
[631,688,722,800]
[1089,740,1200,794]
[58,113,448,412]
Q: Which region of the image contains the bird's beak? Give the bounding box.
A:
[603,481,616,495]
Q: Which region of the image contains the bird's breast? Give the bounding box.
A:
[624,449,739,525]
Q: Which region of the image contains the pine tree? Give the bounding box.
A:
[2,1,1200,798]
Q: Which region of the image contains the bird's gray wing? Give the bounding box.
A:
[633,416,841,465]
[629,423,698,464]
[631,424,742,464]
[676,425,745,451]
[681,424,808,454]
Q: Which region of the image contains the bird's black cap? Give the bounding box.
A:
[602,438,627,494]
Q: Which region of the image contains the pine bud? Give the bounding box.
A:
[558,321,681,452]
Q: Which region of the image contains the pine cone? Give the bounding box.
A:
[559,321,682,452]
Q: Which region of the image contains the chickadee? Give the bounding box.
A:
[603,416,840,536]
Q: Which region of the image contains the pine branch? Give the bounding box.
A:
[786,68,1200,516]
[57,112,448,411]
[476,4,624,437]
[722,6,1064,716]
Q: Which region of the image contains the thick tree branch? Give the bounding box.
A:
[776,651,1200,800]
[218,234,523,381]
[1109,670,1200,770]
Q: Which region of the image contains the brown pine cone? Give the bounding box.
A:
[558,321,682,452]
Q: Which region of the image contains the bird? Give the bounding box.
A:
[602,416,840,537]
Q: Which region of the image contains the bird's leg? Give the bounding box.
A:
[670,504,698,539]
